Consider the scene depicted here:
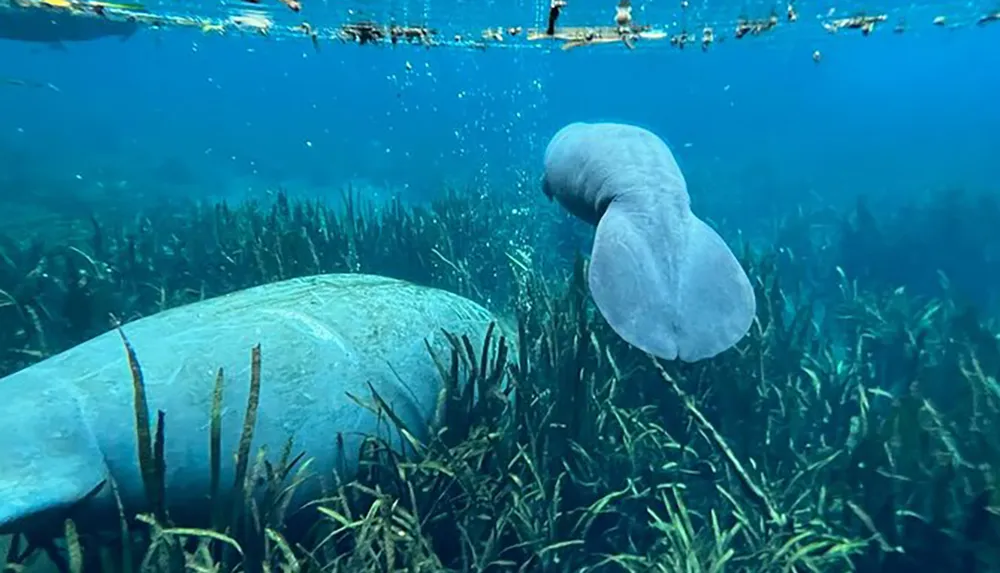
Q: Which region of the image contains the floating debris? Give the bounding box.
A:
[522,0,664,50]
[527,24,665,50]
[296,21,319,49]
[200,22,223,34]
[0,0,994,52]
[735,13,778,38]
[979,11,1000,25]
[227,11,272,35]
[480,25,521,42]
[335,21,436,46]
[389,24,435,45]
[823,14,887,35]
[337,21,383,44]
[669,29,694,49]
[481,27,503,42]
[238,0,297,14]
[701,26,713,51]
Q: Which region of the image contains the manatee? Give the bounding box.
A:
[0,274,509,535]
[541,121,755,362]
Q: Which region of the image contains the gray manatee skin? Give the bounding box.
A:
[0,274,508,535]
[542,122,756,362]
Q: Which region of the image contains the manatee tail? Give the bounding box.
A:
[587,198,756,362]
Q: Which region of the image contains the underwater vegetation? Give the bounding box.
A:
[1,186,999,572]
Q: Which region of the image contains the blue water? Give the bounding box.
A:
[1,19,998,231]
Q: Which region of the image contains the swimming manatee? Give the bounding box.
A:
[542,121,755,362]
[0,274,510,535]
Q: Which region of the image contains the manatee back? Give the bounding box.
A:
[8,274,505,524]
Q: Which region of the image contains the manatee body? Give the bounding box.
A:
[0,6,139,46]
[542,121,756,362]
[0,274,507,535]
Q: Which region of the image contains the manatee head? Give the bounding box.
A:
[541,121,756,362]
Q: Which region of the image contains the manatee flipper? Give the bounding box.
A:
[0,387,107,533]
[588,198,755,362]
[47,41,68,51]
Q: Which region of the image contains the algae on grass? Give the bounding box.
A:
[2,187,1000,571]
